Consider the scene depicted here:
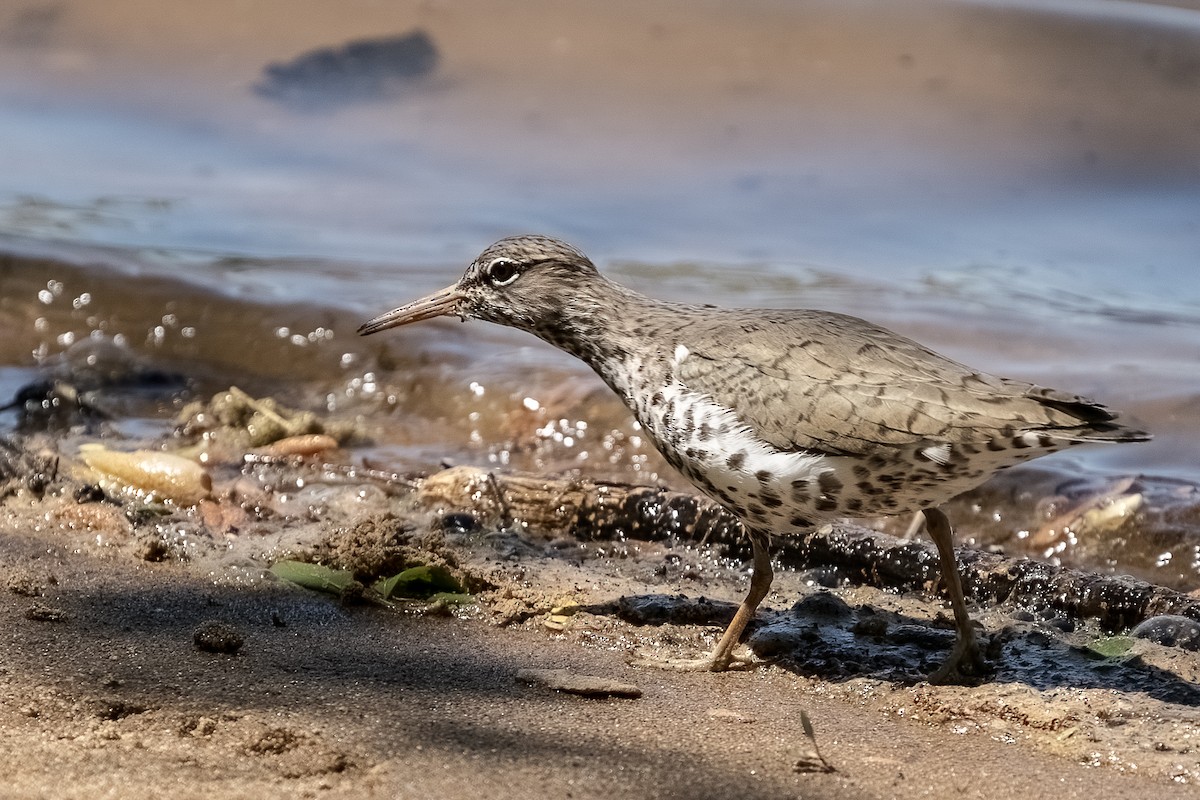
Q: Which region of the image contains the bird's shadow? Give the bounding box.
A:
[575,588,1200,708]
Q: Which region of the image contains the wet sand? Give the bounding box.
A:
[2,425,1199,798]
[4,518,1198,799]
[3,1,1200,797]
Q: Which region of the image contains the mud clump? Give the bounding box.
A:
[193,620,245,654]
[1132,614,1200,651]
[23,603,69,622]
[245,726,303,756]
[316,512,487,593]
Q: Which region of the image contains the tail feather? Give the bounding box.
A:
[1027,386,1151,443]
[1066,421,1152,444]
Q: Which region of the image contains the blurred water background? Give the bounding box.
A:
[1,0,1198,586]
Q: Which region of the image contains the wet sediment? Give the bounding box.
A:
[415,466,1200,632]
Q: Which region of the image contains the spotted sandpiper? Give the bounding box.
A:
[359,235,1150,682]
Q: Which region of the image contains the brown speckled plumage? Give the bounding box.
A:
[360,235,1150,679]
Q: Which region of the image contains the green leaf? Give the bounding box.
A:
[270,560,360,595]
[428,592,475,606]
[373,565,464,600]
[1087,636,1135,659]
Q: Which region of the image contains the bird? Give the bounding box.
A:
[358,235,1150,682]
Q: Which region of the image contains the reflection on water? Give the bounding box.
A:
[1,0,1199,269]
[255,30,439,110]
[0,195,175,241]
[0,0,1198,585]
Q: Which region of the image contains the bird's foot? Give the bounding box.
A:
[927,629,988,685]
[630,646,763,673]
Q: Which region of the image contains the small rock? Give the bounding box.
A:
[192,717,218,737]
[542,614,573,631]
[617,593,732,626]
[24,603,69,622]
[178,716,218,737]
[1131,615,1200,651]
[748,622,818,659]
[74,484,105,503]
[441,513,478,533]
[516,668,642,699]
[193,620,245,654]
[1026,629,1054,648]
[888,624,956,648]
[7,573,43,597]
[789,593,853,620]
[245,726,302,755]
[94,699,148,721]
[853,616,888,637]
[138,538,171,562]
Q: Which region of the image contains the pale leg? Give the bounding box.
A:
[922,507,986,683]
[633,529,773,672]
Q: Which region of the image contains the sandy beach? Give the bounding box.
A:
[3,1,1200,797]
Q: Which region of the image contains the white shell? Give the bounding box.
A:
[80,445,212,506]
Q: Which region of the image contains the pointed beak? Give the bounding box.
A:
[357,285,464,336]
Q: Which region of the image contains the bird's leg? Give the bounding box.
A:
[632,528,774,672]
[922,507,986,684]
[705,529,774,669]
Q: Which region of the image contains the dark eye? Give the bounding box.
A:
[485,258,520,286]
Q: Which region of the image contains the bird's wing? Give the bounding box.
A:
[675,310,1125,456]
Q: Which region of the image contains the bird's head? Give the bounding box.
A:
[357,235,600,337]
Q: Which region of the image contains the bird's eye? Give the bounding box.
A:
[485,258,520,287]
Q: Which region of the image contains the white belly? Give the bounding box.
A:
[634,381,841,531]
[631,380,1016,532]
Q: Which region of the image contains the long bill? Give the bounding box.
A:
[357,286,464,335]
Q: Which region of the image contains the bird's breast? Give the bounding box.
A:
[629,380,842,531]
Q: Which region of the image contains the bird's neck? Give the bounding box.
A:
[538,275,687,403]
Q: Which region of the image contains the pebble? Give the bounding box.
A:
[516,668,642,698]
[1130,615,1200,651]
[853,616,889,637]
[193,620,245,654]
[24,604,69,622]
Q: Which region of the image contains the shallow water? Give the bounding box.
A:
[1,0,1199,586]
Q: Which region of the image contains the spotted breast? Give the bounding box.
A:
[358,234,1150,679]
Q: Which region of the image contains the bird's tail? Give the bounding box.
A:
[1028,386,1152,443]
[1067,421,1152,444]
